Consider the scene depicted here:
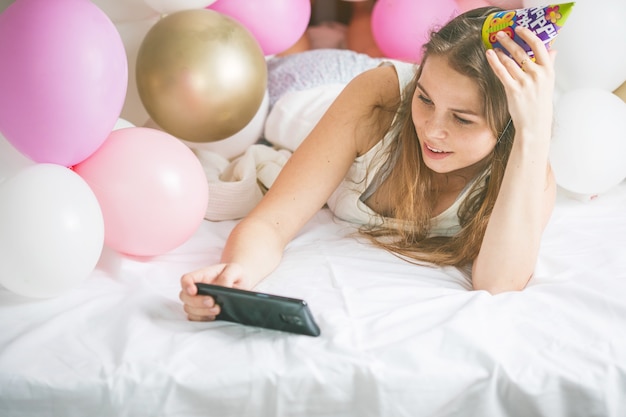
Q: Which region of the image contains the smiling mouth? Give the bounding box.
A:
[426,144,450,154]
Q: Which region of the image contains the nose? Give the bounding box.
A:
[423,112,448,140]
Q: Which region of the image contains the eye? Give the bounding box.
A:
[417,94,433,105]
[454,114,473,125]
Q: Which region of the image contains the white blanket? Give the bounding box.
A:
[195,82,345,222]
[1,182,626,417]
[195,144,291,221]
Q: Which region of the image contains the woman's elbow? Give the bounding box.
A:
[471,271,532,294]
[472,280,527,295]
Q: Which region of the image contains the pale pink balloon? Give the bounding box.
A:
[0,0,127,166]
[371,0,458,63]
[208,0,311,56]
[73,128,209,257]
[487,0,523,9]
[456,0,492,13]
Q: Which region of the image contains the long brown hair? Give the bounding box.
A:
[362,7,514,269]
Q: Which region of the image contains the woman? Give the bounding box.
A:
[180,7,557,320]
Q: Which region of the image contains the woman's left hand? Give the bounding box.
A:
[485,25,556,145]
[473,25,558,294]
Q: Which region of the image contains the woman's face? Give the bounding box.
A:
[411,55,497,177]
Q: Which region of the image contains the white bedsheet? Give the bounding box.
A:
[1,183,626,417]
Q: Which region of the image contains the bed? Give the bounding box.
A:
[1,23,626,414]
[1,172,626,416]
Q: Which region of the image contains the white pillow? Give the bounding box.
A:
[266,49,383,108]
[264,83,346,152]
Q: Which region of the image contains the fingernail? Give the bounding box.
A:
[496,31,506,39]
[203,298,214,307]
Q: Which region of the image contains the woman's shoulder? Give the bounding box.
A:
[341,65,402,154]
[343,63,402,105]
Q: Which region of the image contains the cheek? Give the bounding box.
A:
[463,133,497,160]
[411,101,426,130]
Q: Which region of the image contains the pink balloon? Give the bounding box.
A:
[0,0,127,167]
[455,0,491,13]
[208,0,311,56]
[73,128,209,257]
[372,0,458,63]
[487,0,523,9]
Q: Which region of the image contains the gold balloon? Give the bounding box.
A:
[614,79,626,104]
[136,9,267,143]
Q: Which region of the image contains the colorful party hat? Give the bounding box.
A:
[482,3,575,60]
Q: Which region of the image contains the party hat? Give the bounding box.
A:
[482,3,575,60]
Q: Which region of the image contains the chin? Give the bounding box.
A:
[423,161,452,174]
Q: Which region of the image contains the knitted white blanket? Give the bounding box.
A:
[194,144,292,221]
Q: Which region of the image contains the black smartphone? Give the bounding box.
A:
[195,283,321,337]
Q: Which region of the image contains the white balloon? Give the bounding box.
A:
[524,0,626,92]
[90,0,156,23]
[116,15,161,126]
[550,88,626,195]
[0,164,104,298]
[113,117,135,130]
[0,132,34,184]
[144,0,217,15]
[183,91,270,160]
[146,90,270,161]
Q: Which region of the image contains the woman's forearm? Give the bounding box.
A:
[472,133,556,293]
[220,215,289,289]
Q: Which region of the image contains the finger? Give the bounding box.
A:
[183,302,221,318]
[496,47,526,77]
[179,289,215,308]
[486,48,520,87]
[212,264,244,288]
[547,49,558,66]
[186,312,217,322]
[485,48,509,82]
[514,25,550,66]
[180,264,227,295]
[494,30,530,70]
[180,271,202,296]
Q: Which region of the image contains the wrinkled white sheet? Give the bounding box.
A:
[1,183,626,417]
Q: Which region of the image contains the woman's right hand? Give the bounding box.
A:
[178,65,399,320]
[179,263,251,321]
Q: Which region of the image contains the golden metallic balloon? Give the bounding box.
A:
[614,80,626,104]
[136,9,267,143]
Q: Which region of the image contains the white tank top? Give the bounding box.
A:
[326,60,484,237]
